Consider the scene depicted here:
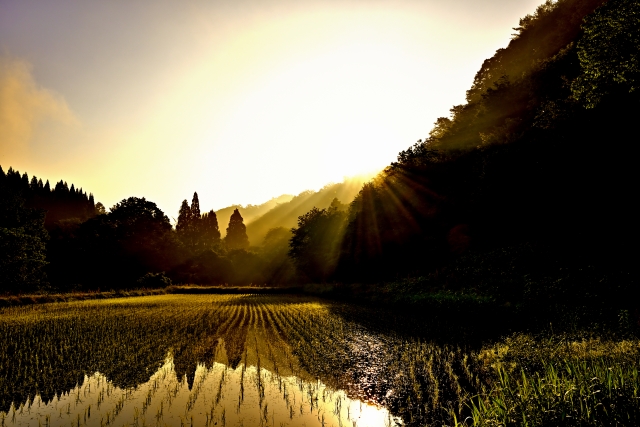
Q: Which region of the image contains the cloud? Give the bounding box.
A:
[0,56,76,163]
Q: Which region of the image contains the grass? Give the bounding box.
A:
[0,294,638,426]
[460,334,640,426]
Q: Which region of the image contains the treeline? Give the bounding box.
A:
[0,166,97,227]
[0,169,300,291]
[0,166,100,293]
[287,0,639,311]
[2,0,638,303]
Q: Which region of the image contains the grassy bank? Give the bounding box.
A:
[0,288,167,308]
[0,285,306,307]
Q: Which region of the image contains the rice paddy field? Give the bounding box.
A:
[1,294,639,426]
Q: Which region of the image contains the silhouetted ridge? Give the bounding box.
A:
[0,165,98,227]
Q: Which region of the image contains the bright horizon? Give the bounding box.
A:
[0,0,543,215]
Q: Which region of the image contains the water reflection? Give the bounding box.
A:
[1,356,400,427]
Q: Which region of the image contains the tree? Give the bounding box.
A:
[190,192,202,249]
[571,0,640,108]
[176,199,192,235]
[0,187,48,293]
[224,209,249,250]
[201,209,221,248]
[289,205,346,282]
[191,192,201,218]
[74,197,175,288]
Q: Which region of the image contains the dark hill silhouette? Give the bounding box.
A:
[291,0,639,295]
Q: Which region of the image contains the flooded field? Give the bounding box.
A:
[2,294,640,426]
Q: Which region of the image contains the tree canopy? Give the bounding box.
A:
[224,209,249,250]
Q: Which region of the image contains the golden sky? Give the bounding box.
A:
[0,0,542,215]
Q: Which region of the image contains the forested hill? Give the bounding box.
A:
[211,176,368,245]
[214,194,293,232]
[290,0,639,288]
[0,166,98,227]
[2,0,638,299]
[244,177,366,245]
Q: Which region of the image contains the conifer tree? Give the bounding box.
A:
[191,192,201,218]
[190,192,202,249]
[224,208,249,250]
[176,199,192,236]
[201,209,221,247]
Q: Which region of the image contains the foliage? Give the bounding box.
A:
[462,334,640,426]
[289,205,347,281]
[572,0,640,108]
[224,208,249,250]
[137,272,172,288]
[285,0,639,296]
[0,165,97,228]
[200,209,221,248]
[51,197,178,289]
[0,184,48,293]
[243,177,369,245]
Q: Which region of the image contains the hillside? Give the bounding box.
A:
[214,194,294,233]
[291,0,640,293]
[244,177,367,245]
[214,175,371,245]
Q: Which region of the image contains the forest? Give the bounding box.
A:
[1,0,639,324]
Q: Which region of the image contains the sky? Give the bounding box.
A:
[0,0,543,215]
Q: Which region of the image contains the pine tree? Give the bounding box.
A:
[201,209,221,247]
[190,192,202,249]
[176,199,192,236]
[191,192,201,218]
[224,208,249,250]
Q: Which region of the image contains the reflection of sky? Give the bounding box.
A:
[0,0,543,214]
[2,357,399,427]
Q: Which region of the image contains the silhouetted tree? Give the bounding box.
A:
[201,210,221,248]
[176,199,192,234]
[190,192,202,249]
[0,186,48,293]
[70,197,175,288]
[176,199,192,249]
[225,209,249,250]
[289,205,346,282]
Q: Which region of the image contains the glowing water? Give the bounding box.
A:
[1,356,400,427]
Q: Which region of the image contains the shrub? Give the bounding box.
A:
[137,272,172,288]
